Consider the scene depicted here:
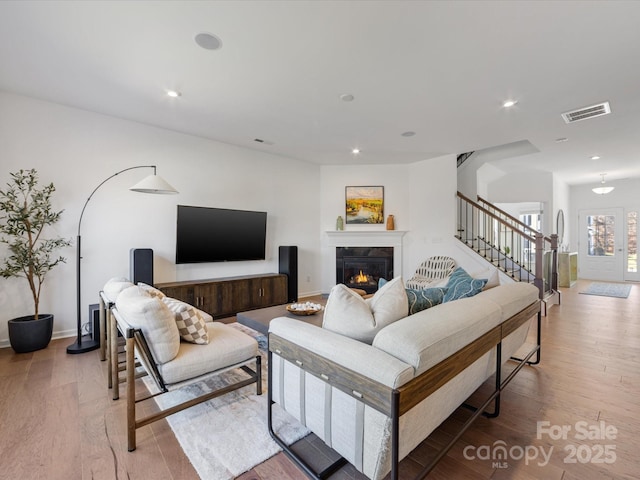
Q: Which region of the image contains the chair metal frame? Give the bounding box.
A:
[112,307,262,451]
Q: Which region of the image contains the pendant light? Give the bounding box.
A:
[592,173,614,195]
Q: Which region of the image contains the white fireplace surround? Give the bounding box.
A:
[326,231,407,285]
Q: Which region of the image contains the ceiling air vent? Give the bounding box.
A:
[561,102,611,124]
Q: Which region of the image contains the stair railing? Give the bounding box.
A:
[456,192,558,299]
[476,195,539,238]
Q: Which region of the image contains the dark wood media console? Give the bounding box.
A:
[156,273,288,319]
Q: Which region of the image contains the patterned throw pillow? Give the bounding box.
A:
[163,298,209,344]
[138,282,166,299]
[405,287,448,315]
[443,267,487,302]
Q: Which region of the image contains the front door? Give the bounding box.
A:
[578,208,624,282]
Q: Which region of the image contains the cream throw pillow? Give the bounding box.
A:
[115,286,180,364]
[103,277,134,303]
[322,277,408,344]
[471,266,500,290]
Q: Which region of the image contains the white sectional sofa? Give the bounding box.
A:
[268,280,540,480]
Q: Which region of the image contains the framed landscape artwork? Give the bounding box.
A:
[345,186,384,224]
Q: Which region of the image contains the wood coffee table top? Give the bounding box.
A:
[236,300,325,335]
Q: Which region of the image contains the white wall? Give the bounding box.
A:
[318,154,459,292]
[552,174,571,250]
[0,91,471,347]
[486,171,554,235]
[405,155,459,276]
[0,91,321,345]
[319,164,411,293]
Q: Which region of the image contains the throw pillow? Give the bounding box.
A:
[103,277,134,303]
[138,282,166,299]
[443,267,487,302]
[322,277,408,344]
[115,286,180,364]
[405,287,447,315]
[163,298,209,345]
[470,266,500,290]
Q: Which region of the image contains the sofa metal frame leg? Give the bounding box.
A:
[511,310,541,365]
[462,342,503,419]
[267,349,346,479]
[391,390,400,480]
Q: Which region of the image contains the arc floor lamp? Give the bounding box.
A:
[67,165,178,354]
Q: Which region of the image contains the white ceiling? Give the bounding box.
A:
[1,0,640,186]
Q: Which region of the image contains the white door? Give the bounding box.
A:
[624,209,640,281]
[578,208,624,282]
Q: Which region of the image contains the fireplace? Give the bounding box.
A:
[336,247,394,294]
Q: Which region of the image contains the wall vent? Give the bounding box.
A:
[561,102,611,124]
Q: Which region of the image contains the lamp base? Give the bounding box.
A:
[66,335,100,354]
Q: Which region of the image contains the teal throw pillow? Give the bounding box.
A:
[406,287,447,315]
[443,267,487,302]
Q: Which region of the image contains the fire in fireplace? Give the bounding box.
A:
[336,247,394,294]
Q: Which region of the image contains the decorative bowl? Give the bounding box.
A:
[286,302,323,316]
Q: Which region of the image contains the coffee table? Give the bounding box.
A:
[236,301,325,335]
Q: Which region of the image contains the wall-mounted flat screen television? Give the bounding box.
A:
[176,205,267,264]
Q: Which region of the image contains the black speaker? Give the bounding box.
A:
[88,303,100,341]
[279,246,298,302]
[130,248,154,285]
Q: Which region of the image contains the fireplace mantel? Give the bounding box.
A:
[325,230,407,247]
[326,230,406,281]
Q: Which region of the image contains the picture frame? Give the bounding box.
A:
[345,186,384,224]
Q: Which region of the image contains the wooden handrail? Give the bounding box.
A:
[475,194,553,244]
[456,191,536,243]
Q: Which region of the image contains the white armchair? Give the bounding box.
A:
[112,285,261,451]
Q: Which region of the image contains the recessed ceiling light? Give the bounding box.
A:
[591,155,601,160]
[195,32,222,50]
[503,100,518,108]
[340,94,355,102]
[401,131,416,137]
[352,148,360,154]
[555,137,568,143]
[166,90,181,98]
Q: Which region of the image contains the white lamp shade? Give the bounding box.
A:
[129,174,178,194]
[592,186,614,195]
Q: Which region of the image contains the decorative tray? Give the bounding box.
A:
[286,302,324,316]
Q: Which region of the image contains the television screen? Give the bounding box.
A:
[176,205,267,264]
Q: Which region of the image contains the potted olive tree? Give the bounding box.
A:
[0,169,71,353]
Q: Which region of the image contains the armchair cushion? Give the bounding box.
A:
[158,322,258,385]
[116,285,180,364]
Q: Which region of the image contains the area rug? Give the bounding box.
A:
[144,323,309,479]
[579,282,632,298]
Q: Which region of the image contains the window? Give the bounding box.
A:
[586,215,615,256]
[628,211,637,272]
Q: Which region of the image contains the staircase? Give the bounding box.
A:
[456,192,559,308]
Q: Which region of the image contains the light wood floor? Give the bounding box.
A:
[1,279,638,480]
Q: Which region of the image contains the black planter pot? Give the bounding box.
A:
[8,314,54,353]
